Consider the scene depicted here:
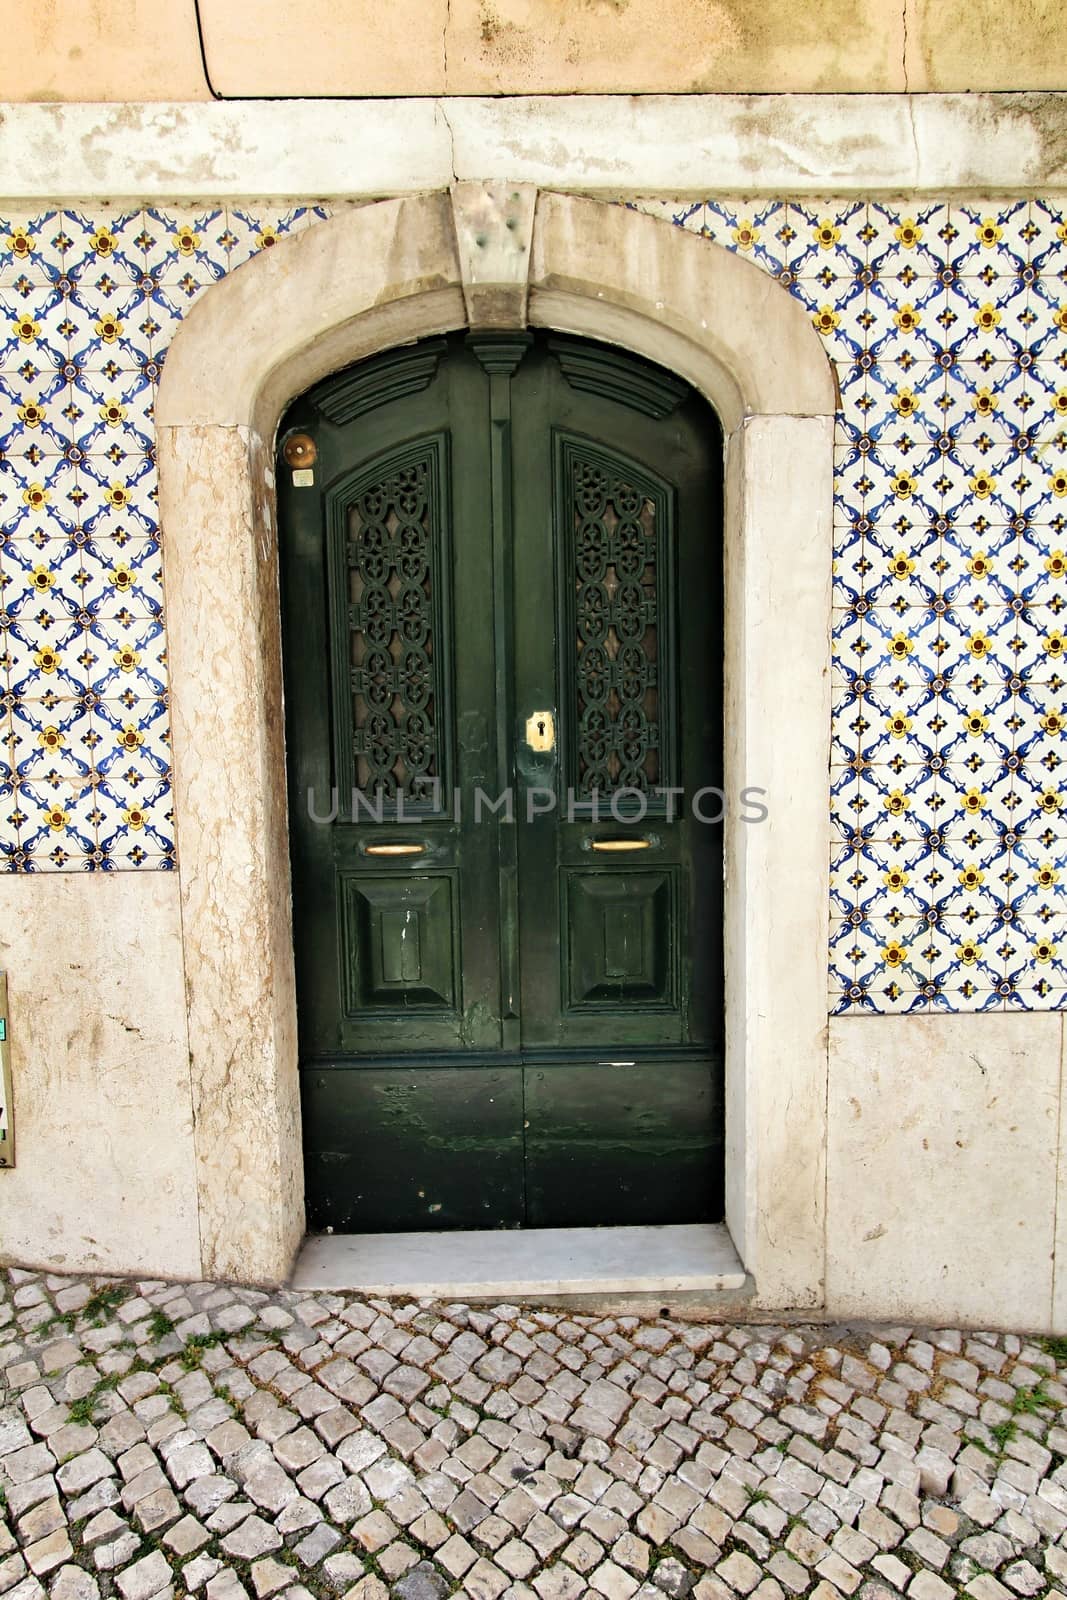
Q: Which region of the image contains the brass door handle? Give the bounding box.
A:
[590,838,651,852]
[365,842,425,857]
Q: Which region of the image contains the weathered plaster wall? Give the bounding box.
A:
[910,0,1067,92]
[5,98,1066,204]
[826,1013,1065,1331]
[0,873,200,1277]
[198,0,904,97]
[7,0,1067,98]
[6,0,210,103]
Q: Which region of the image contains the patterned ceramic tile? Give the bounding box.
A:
[673,193,1067,1015]
[1,197,1066,1008]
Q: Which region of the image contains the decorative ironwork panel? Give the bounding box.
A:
[558,438,676,799]
[335,441,450,811]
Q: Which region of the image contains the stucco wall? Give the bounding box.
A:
[6,0,1067,97]
[0,874,200,1277]
[826,1013,1065,1330]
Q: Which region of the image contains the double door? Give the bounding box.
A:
[278,330,724,1231]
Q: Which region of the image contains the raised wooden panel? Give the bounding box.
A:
[339,874,457,1013]
[563,868,676,1009]
[328,437,452,817]
[555,434,677,808]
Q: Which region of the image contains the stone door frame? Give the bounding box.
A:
[155,185,836,1303]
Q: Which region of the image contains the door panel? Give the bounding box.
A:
[302,1064,524,1232]
[523,1056,721,1227]
[339,872,459,1013]
[510,341,718,1060]
[281,345,502,1060]
[563,868,676,1009]
[279,330,724,1233]
[556,434,677,799]
[331,438,452,812]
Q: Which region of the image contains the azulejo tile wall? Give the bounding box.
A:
[0,205,328,875]
[1,198,1066,1013]
[644,198,1067,1015]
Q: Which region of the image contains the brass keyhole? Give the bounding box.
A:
[525,710,555,752]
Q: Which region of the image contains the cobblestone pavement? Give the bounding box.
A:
[4,1272,1067,1600]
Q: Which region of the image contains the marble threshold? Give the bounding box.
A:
[290,1222,747,1299]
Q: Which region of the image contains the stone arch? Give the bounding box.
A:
[156,186,836,1301]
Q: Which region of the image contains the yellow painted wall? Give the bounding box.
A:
[11,0,210,101]
[7,0,1067,99]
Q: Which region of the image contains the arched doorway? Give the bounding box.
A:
[155,186,835,1303]
[278,329,725,1232]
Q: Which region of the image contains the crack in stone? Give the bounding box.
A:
[442,0,451,97]
[439,100,459,185]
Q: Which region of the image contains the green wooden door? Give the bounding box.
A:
[278,331,724,1233]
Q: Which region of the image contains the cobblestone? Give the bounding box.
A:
[4,1276,1067,1600]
